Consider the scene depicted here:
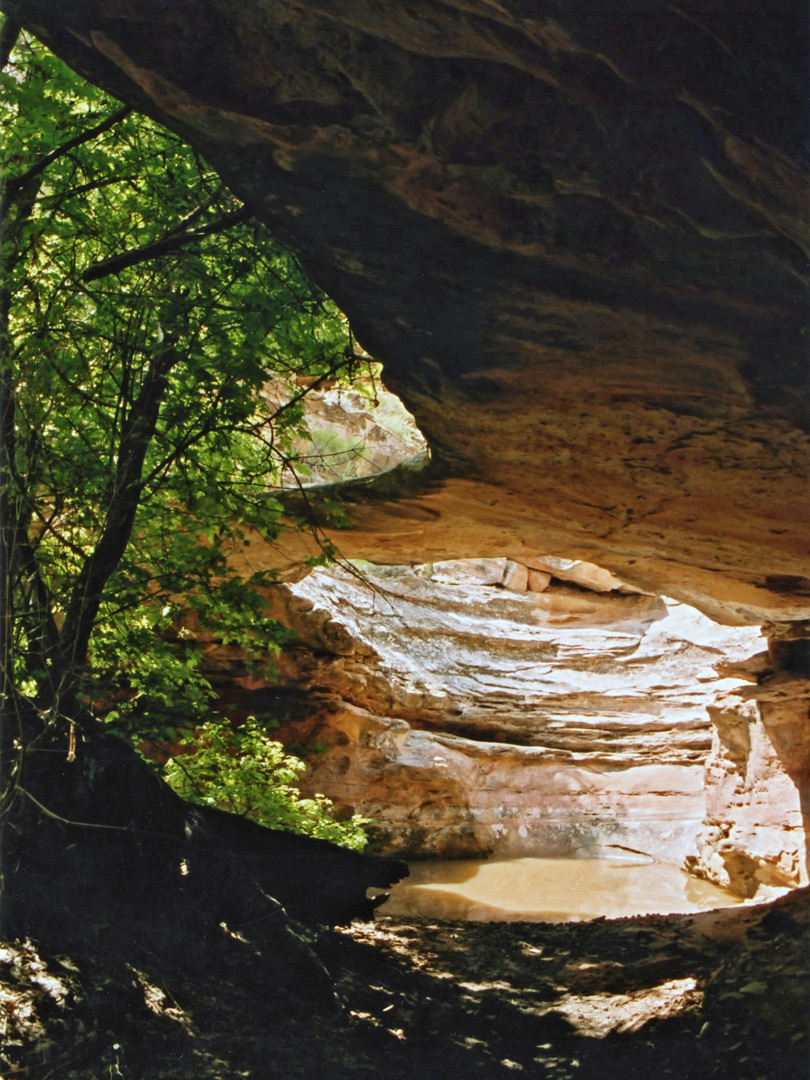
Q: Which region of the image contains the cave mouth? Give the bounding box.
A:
[259,552,805,920]
[194,359,804,919]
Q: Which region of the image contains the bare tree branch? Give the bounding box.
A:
[2,106,132,212]
[162,182,227,238]
[54,345,179,704]
[81,206,251,282]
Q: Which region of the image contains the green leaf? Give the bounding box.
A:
[161,716,370,850]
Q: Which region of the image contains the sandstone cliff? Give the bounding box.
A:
[196,559,767,871]
[9,0,808,901]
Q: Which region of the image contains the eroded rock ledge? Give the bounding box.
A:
[688,668,810,895]
[203,558,766,869]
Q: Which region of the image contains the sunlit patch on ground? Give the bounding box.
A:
[0,942,74,1066]
[554,975,702,1037]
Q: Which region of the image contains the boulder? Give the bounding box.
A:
[527,568,552,593]
[502,559,529,592]
[524,557,628,594]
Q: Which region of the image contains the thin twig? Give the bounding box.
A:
[17,786,137,831]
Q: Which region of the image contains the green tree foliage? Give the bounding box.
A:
[0,27,366,847]
[163,716,372,850]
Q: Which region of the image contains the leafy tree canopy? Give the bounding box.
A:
[163,715,372,851]
[0,27,366,846]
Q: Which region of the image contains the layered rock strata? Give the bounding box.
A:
[212,560,766,864]
[688,651,810,896]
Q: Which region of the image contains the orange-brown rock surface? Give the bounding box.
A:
[217,561,765,867]
[8,0,809,626]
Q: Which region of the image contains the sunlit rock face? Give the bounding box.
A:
[12,0,810,625]
[247,560,764,862]
[688,670,810,896]
[263,373,427,487]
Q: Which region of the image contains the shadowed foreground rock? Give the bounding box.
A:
[1,728,404,1014]
[2,883,808,1079]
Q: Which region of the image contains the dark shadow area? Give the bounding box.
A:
[3,820,807,1080]
[3,768,807,1080]
[0,727,406,1077]
[328,894,809,1080]
[757,667,810,893]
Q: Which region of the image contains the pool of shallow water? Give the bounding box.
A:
[376,856,746,922]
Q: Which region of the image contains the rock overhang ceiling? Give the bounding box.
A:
[6,0,809,624]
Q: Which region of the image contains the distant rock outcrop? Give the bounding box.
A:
[263,373,427,488]
[199,560,767,870]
